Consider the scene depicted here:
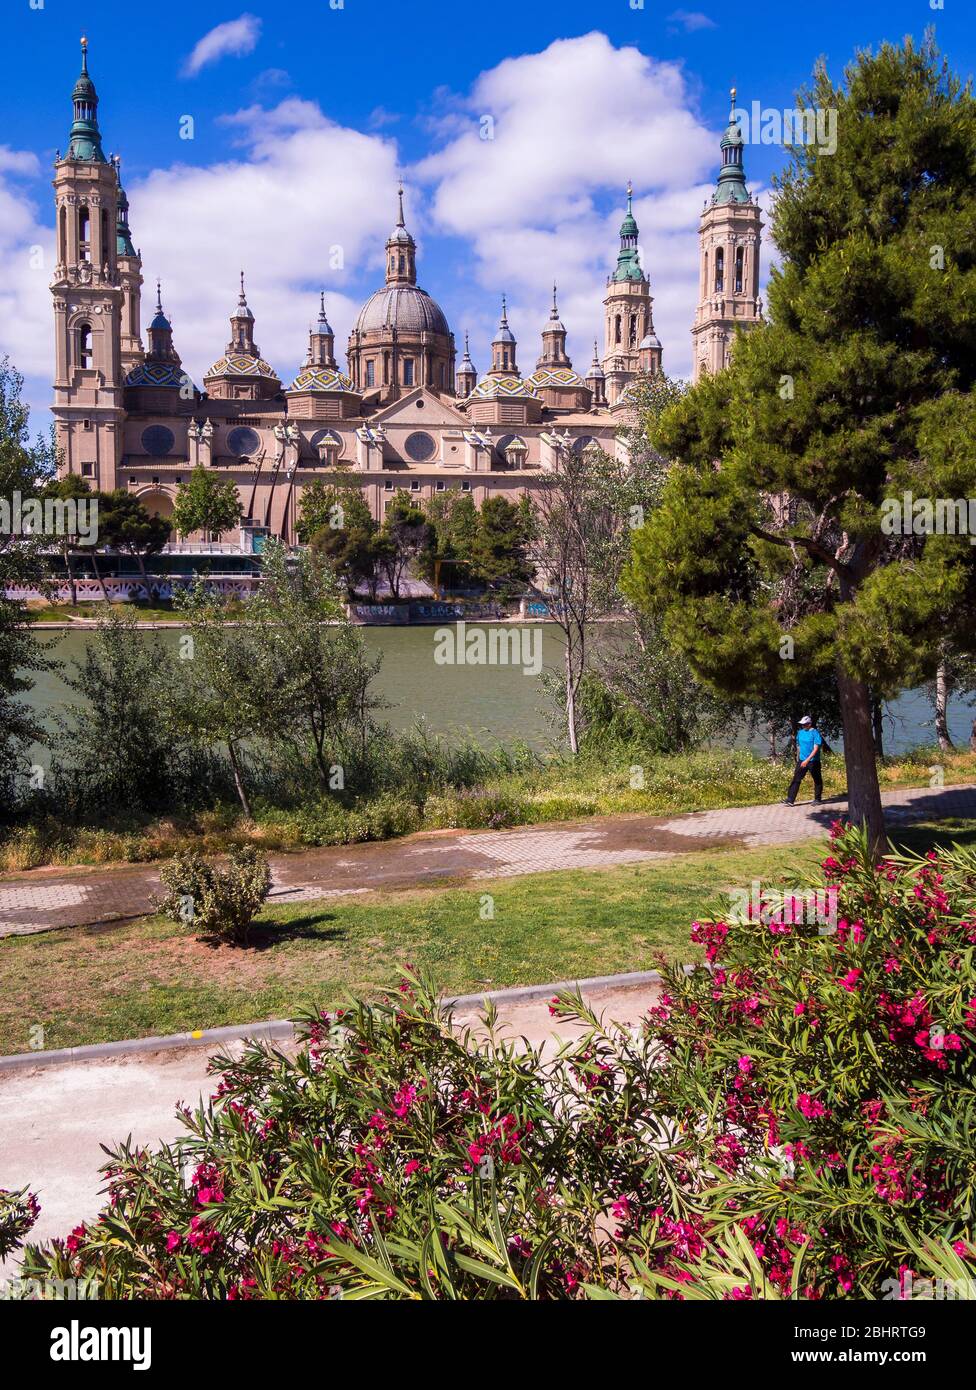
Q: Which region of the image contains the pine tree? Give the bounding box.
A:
[624,37,976,854]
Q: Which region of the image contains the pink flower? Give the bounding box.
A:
[737,1056,754,1074]
[794,1003,806,1016]
[403,1160,420,1177]
[840,969,862,992]
[165,1230,182,1252]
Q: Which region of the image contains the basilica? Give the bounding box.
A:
[52,41,763,542]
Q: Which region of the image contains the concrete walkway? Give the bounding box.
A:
[0,976,660,1258]
[2,783,975,939]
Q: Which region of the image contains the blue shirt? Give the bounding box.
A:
[797,728,822,761]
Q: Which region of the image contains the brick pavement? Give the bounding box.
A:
[2,782,975,939]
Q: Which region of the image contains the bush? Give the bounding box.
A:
[155,846,272,946]
[0,1187,39,1260]
[15,826,976,1299]
[423,788,527,830]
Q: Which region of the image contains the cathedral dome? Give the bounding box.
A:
[287,365,357,394]
[469,374,541,401]
[125,361,191,389]
[355,285,450,337]
[527,366,586,391]
[204,353,279,381]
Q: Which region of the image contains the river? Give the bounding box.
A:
[20,625,973,755]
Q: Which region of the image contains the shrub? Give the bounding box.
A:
[155,846,272,946]
[17,826,976,1299]
[0,1187,39,1260]
[423,788,527,831]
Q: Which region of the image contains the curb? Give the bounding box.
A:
[0,968,667,1074]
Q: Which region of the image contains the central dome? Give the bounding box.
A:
[355,285,450,337]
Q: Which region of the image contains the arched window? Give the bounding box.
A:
[101,209,109,262]
[78,323,93,368]
[398,255,405,273]
[78,206,90,262]
[614,314,622,344]
[365,360,375,388]
[734,246,744,294]
[59,206,67,263]
[703,251,708,294]
[714,247,724,293]
[629,313,638,348]
[403,359,414,387]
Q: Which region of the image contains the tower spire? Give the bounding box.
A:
[67,35,106,162]
[712,85,750,205]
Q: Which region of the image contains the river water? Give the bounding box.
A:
[21,625,973,755]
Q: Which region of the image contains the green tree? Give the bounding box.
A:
[249,542,382,786]
[420,491,480,591]
[169,583,284,817]
[171,467,243,541]
[624,38,976,854]
[0,361,55,814]
[100,489,172,586]
[39,473,94,607]
[378,491,434,599]
[471,495,531,598]
[306,485,380,599]
[55,608,178,813]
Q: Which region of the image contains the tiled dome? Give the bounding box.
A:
[125,361,193,389]
[287,365,357,394]
[469,374,541,401]
[204,353,279,381]
[527,367,587,390]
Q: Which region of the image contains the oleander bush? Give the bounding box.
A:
[0,1187,39,1261]
[18,826,976,1299]
[155,845,272,946]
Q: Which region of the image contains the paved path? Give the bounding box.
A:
[0,978,659,1260]
[2,783,975,940]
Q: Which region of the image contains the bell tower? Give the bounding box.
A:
[602,183,660,403]
[692,89,763,382]
[51,37,125,487]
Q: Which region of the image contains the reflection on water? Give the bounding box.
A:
[20,625,975,756]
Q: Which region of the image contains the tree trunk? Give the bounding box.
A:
[768,724,778,761]
[871,696,885,760]
[62,545,78,607]
[565,640,579,756]
[90,551,110,604]
[837,666,887,858]
[970,718,976,754]
[934,661,955,752]
[226,740,253,819]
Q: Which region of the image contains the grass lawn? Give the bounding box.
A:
[0,838,835,1057]
[3,818,970,1057]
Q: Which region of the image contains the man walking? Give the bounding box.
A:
[783,715,824,805]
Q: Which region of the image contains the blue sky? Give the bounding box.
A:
[3,1,973,433]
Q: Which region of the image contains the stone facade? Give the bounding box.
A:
[51,44,762,539]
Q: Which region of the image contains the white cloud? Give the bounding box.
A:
[182,15,262,79]
[667,10,717,33]
[414,31,732,379]
[126,99,405,386]
[0,157,56,431]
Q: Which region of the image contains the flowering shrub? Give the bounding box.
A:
[18,827,976,1298]
[155,845,272,945]
[0,1186,39,1260]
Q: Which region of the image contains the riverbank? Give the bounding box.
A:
[3,745,975,874]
